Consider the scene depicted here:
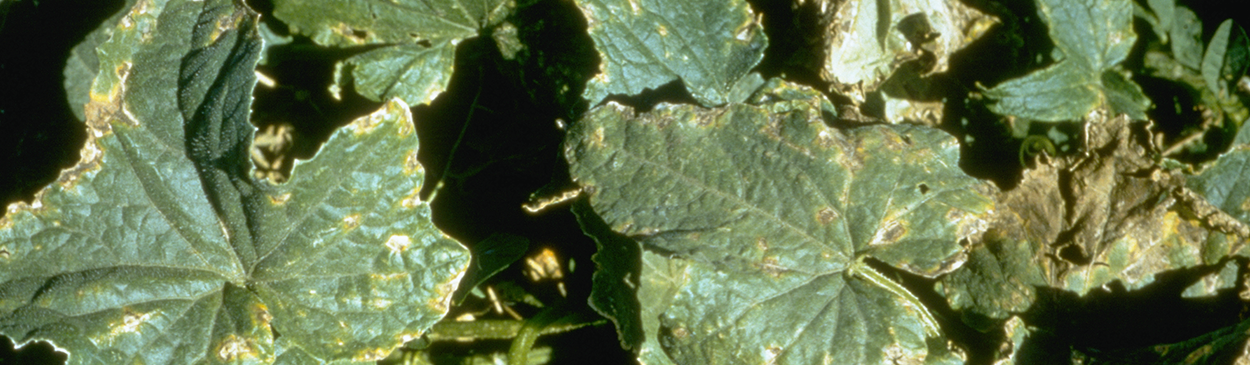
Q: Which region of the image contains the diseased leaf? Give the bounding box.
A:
[573,0,768,107]
[983,0,1149,121]
[936,232,1047,332]
[272,0,512,106]
[947,115,1220,305]
[813,0,996,102]
[565,78,996,363]
[0,1,469,363]
[1180,260,1240,298]
[62,0,136,122]
[635,251,685,365]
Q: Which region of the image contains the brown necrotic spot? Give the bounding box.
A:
[817,207,839,225]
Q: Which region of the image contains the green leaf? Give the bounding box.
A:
[1169,6,1203,70]
[1040,0,1135,72]
[819,0,996,101]
[1201,19,1250,99]
[1188,124,1250,228]
[573,0,768,107]
[565,78,996,363]
[983,0,1149,121]
[337,41,458,107]
[0,0,469,363]
[62,0,136,122]
[1144,0,1173,43]
[936,233,1047,331]
[272,0,512,106]
[573,200,643,351]
[452,233,529,305]
[982,64,1102,122]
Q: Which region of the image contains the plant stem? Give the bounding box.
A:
[848,257,942,338]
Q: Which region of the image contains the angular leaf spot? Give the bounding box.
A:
[385,235,412,254]
[216,335,257,361]
[403,149,422,175]
[353,347,390,362]
[401,189,422,209]
[342,213,363,230]
[268,192,291,205]
[817,207,839,225]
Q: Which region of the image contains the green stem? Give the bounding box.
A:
[508,306,567,365]
[847,257,941,338]
[426,315,606,341]
[1018,135,1056,166]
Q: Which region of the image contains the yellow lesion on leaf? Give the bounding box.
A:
[385,235,411,254]
[342,213,363,231]
[216,334,259,362]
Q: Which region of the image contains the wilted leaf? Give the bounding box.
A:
[272,0,512,106]
[983,0,1149,121]
[565,78,996,363]
[812,0,996,102]
[1201,20,1250,99]
[0,1,469,363]
[952,115,1216,302]
[573,0,768,107]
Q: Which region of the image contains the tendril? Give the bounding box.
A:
[1019,135,1056,166]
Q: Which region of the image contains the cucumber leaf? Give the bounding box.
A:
[818,0,996,101]
[0,1,469,363]
[1201,19,1250,99]
[573,0,768,107]
[566,78,996,363]
[271,0,512,106]
[983,0,1149,122]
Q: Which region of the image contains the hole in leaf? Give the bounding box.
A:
[1058,244,1090,265]
[417,39,432,48]
[918,183,930,194]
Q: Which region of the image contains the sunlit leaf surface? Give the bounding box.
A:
[573,0,768,107]
[567,78,995,364]
[272,0,512,106]
[0,1,469,363]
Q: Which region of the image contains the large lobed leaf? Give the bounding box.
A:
[573,0,768,107]
[566,78,995,364]
[0,0,468,363]
[272,0,512,107]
